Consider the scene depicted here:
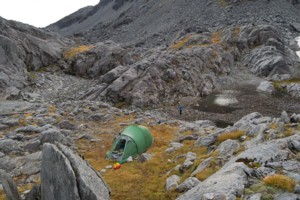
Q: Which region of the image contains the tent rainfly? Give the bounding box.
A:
[106,125,153,163]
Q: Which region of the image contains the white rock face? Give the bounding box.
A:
[296,37,300,59]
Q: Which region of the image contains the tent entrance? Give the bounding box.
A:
[111,138,127,159]
[110,135,136,161]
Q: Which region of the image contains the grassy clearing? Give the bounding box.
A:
[77,121,180,200]
[263,174,296,192]
[76,112,219,200]
[63,45,95,59]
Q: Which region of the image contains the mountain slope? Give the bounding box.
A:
[48,0,300,46]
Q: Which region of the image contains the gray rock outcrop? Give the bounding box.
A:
[286,83,300,99]
[40,143,110,200]
[176,177,201,193]
[177,162,252,200]
[0,17,71,99]
[217,139,240,157]
[0,169,21,200]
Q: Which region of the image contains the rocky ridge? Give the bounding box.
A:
[48,0,300,47]
[0,17,72,100]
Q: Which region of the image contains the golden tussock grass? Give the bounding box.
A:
[48,105,57,114]
[63,45,95,59]
[170,36,191,50]
[194,166,220,181]
[18,118,27,126]
[269,123,278,130]
[263,174,296,192]
[217,130,245,143]
[211,31,222,44]
[0,190,5,200]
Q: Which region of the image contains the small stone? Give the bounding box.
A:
[166,175,180,191]
[180,160,194,172]
[165,142,183,153]
[174,164,181,171]
[186,152,197,162]
[23,190,31,195]
[58,120,76,130]
[176,177,201,193]
[127,156,133,162]
[247,193,262,200]
[138,153,153,163]
[105,165,113,169]
[240,135,247,141]
[100,169,107,174]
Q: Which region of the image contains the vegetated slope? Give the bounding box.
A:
[48,0,300,46]
[0,17,73,100]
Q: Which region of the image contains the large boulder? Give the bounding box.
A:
[217,139,240,157]
[177,162,252,200]
[57,143,110,200]
[176,177,201,193]
[41,143,80,200]
[40,143,110,200]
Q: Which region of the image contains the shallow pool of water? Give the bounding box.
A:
[194,85,280,114]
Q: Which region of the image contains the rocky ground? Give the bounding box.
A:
[0,98,300,199]
[1,0,300,199]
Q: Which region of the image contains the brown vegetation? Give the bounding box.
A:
[263,174,296,192]
[63,45,95,59]
[217,130,245,143]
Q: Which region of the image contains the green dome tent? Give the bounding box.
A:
[106,125,153,164]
